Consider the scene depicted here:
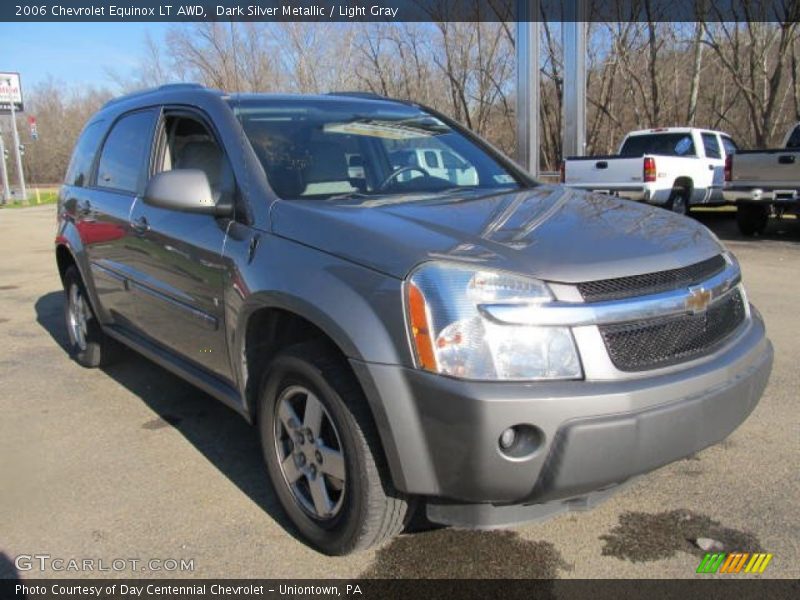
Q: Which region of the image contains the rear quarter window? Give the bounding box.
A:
[64,120,105,187]
[721,136,738,156]
[786,126,800,149]
[424,150,440,169]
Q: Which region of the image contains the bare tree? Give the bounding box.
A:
[703,2,800,146]
[686,7,706,125]
[19,79,112,183]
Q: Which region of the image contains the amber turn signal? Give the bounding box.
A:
[407,282,437,371]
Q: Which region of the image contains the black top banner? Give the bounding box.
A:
[3,0,800,23]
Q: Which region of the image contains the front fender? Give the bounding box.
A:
[225,232,414,406]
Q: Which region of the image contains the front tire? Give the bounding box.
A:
[258,342,410,555]
[62,265,120,368]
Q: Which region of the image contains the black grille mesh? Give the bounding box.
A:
[599,289,746,371]
[578,255,727,302]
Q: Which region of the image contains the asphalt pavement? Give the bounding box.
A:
[0,205,797,579]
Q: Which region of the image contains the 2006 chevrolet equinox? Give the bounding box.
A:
[55,84,773,555]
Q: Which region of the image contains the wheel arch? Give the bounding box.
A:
[672,176,694,195]
[56,243,77,284]
[237,293,372,421]
[55,223,105,321]
[237,297,409,491]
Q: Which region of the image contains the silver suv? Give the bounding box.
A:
[55,85,773,555]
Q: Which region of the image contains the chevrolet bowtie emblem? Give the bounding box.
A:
[686,286,712,314]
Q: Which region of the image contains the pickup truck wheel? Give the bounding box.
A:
[258,342,410,555]
[737,204,770,236]
[63,266,120,368]
[666,189,689,216]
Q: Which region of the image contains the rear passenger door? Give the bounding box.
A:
[126,109,234,380]
[83,109,158,325]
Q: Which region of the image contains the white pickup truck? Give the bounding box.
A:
[562,128,738,215]
[723,122,800,235]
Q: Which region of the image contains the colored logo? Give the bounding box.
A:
[696,552,773,574]
[686,286,713,314]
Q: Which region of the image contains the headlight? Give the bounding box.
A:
[405,262,582,380]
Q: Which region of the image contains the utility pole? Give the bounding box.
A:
[562,0,587,158]
[516,0,540,176]
[4,76,26,201]
[0,128,10,204]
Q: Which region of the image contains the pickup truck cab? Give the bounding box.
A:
[56,86,772,555]
[563,128,738,215]
[388,147,479,186]
[724,122,800,235]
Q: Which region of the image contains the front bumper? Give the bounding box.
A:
[350,310,772,525]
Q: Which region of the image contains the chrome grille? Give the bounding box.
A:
[599,288,746,372]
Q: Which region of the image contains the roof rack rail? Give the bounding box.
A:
[156,83,205,91]
[326,91,390,100]
[103,82,206,108]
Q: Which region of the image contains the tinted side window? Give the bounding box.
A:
[96,110,156,194]
[786,126,800,149]
[65,121,105,187]
[702,133,721,159]
[721,136,738,156]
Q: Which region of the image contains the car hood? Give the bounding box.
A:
[270,185,724,283]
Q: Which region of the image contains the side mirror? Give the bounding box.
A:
[143,169,233,218]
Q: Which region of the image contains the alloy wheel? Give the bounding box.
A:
[67,283,90,351]
[273,385,347,521]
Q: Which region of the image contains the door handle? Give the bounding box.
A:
[595,161,608,169]
[131,215,150,233]
[708,164,715,170]
[778,154,795,164]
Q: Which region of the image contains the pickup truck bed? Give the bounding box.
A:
[563,128,734,216]
[725,149,800,196]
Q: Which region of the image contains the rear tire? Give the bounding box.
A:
[737,203,770,236]
[666,188,690,216]
[258,341,410,555]
[62,265,120,368]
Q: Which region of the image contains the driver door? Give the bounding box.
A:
[126,109,235,380]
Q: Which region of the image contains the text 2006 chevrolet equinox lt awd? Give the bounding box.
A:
[55,84,773,555]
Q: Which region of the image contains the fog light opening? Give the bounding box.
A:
[498,424,544,459]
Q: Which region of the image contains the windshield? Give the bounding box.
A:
[233,97,521,200]
[619,133,697,158]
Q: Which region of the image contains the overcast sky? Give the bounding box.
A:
[1,22,171,92]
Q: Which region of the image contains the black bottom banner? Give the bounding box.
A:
[1,579,798,600]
